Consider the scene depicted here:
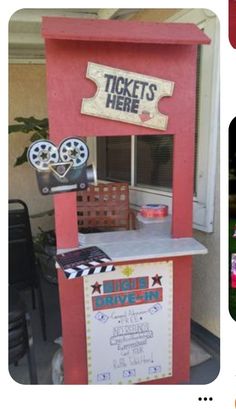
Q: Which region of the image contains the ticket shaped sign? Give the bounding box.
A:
[81,62,175,131]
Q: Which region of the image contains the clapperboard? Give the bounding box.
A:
[56,246,115,279]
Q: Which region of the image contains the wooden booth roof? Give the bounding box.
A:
[42,17,210,45]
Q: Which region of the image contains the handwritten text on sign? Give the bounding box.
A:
[81,63,175,131]
[83,262,173,384]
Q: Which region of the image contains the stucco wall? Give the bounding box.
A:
[9,64,54,236]
[192,139,220,336]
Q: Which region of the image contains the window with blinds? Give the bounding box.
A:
[97,134,173,190]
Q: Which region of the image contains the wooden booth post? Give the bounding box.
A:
[42,18,210,384]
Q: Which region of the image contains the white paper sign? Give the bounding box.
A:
[81,63,174,131]
[83,261,173,384]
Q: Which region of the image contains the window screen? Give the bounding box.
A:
[97,136,131,183]
[135,135,173,190]
[97,134,173,190]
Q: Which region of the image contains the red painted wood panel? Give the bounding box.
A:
[229,0,236,48]
[58,256,192,384]
[53,193,78,249]
[42,17,210,45]
[45,40,197,238]
[45,40,196,137]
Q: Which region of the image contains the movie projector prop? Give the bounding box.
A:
[27,137,96,195]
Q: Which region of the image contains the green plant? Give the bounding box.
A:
[9,116,49,166]
[33,227,56,254]
[34,228,58,284]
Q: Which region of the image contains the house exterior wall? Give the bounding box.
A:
[9,64,54,235]
[192,139,220,336]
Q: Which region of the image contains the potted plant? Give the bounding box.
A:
[34,227,58,284]
[9,116,58,283]
[9,116,49,166]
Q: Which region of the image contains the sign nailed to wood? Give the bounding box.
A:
[81,63,175,131]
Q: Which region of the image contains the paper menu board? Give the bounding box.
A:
[83,261,173,384]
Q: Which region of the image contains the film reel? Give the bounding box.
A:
[59,138,89,168]
[27,140,59,171]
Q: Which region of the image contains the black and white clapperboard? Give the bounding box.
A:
[56,246,115,279]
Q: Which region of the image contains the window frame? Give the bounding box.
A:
[166,9,219,232]
[93,9,219,233]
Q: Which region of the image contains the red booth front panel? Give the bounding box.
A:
[58,255,192,385]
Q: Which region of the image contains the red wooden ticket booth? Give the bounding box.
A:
[42,17,210,384]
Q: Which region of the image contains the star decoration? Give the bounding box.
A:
[91,281,102,294]
[121,266,134,277]
[152,274,162,286]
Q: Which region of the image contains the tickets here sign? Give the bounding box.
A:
[83,261,173,384]
[81,63,175,131]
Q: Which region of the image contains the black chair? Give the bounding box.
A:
[9,287,38,384]
[9,199,46,341]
